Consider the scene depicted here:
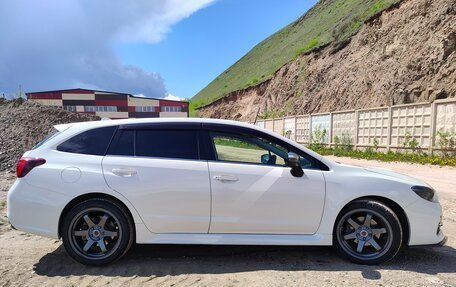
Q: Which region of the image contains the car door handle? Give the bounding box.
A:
[213,175,238,182]
[112,168,137,177]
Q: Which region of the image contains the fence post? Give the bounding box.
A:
[294,116,297,142]
[308,114,313,145]
[354,110,359,150]
[329,112,333,148]
[429,102,438,154]
[386,106,392,151]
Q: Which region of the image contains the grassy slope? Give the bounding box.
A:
[192,0,400,107]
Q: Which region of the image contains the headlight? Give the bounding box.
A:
[411,186,436,202]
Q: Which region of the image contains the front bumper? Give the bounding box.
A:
[405,197,445,246]
[435,235,448,247]
[409,235,448,248]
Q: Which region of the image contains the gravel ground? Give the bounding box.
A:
[0,157,455,287]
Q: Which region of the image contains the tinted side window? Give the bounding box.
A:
[33,128,60,149]
[57,126,117,155]
[210,132,286,166]
[107,130,134,156]
[136,130,199,160]
[209,130,321,169]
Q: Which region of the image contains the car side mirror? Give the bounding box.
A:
[261,154,270,164]
[287,152,304,177]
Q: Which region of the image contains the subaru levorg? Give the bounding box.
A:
[7,118,446,265]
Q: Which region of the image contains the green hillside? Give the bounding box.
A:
[192,0,400,107]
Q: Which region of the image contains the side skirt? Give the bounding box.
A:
[136,231,332,246]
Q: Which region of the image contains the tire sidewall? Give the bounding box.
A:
[333,200,403,265]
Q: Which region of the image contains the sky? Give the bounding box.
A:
[0,0,317,100]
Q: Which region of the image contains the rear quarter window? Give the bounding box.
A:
[33,128,60,150]
[57,126,117,155]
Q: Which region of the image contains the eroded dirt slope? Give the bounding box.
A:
[199,0,456,121]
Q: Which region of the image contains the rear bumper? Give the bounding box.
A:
[9,221,17,230]
[7,179,70,239]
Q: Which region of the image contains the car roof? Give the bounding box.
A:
[53,118,333,168]
[55,118,258,132]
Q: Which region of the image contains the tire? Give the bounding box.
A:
[61,198,134,266]
[333,199,402,265]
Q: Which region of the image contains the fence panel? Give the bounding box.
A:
[255,121,265,129]
[284,117,296,141]
[264,119,274,132]
[256,99,455,150]
[357,108,389,146]
[311,114,331,143]
[390,103,432,148]
[435,100,456,134]
[332,111,356,143]
[296,115,310,143]
[273,118,284,136]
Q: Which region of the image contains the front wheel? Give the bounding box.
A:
[62,198,134,265]
[334,200,402,265]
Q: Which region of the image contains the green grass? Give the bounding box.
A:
[188,99,205,117]
[214,137,263,150]
[258,110,286,119]
[193,0,400,106]
[293,38,321,59]
[309,146,456,166]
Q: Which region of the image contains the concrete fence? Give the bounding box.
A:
[254,98,456,152]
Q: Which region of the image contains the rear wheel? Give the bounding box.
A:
[334,200,402,265]
[62,198,134,265]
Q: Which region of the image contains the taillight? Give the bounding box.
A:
[16,157,46,178]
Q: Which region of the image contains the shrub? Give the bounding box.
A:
[403,132,421,153]
[284,130,292,139]
[333,134,354,155]
[436,129,456,157]
[309,127,327,150]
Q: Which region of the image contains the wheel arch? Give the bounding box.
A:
[334,196,410,246]
[58,192,136,239]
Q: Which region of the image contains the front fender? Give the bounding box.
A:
[317,170,418,236]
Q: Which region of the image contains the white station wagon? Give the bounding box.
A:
[7,118,446,265]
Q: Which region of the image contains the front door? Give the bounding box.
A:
[206,130,326,234]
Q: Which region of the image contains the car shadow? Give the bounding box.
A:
[33,243,456,279]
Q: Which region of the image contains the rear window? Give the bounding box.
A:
[107,130,135,156]
[136,130,199,160]
[57,126,117,155]
[107,129,199,160]
[33,128,60,149]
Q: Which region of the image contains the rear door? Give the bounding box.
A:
[102,123,211,234]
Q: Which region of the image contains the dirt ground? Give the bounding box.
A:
[0,157,455,287]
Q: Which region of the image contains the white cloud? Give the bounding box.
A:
[164,94,183,101]
[0,0,215,97]
[116,0,215,44]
